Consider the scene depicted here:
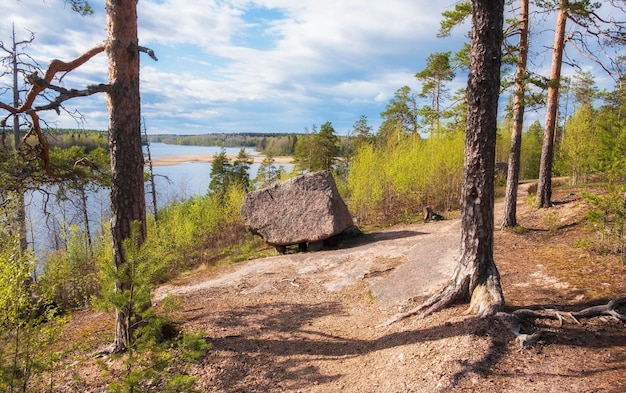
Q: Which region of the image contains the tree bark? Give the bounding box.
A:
[502,0,529,228]
[380,0,505,326]
[537,0,568,208]
[106,0,146,352]
[459,0,505,316]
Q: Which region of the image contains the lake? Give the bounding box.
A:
[147,143,260,202]
[27,143,292,263]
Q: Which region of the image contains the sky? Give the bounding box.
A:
[0,0,622,135]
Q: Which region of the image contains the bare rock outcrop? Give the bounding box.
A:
[240,170,356,251]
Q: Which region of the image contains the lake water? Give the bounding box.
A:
[27,143,292,262]
[146,143,260,202]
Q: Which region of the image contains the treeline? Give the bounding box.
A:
[148,132,302,156]
[35,129,108,152]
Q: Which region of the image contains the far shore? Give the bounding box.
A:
[148,153,293,167]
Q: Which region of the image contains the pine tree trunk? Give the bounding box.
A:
[106,0,146,352]
[537,0,568,208]
[380,0,506,326]
[460,0,505,315]
[502,0,529,228]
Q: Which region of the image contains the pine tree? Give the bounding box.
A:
[209,148,232,196]
[312,121,340,171]
[232,148,252,192]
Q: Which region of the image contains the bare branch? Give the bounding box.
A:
[0,42,107,177]
[18,42,106,112]
[129,44,158,61]
[25,73,111,113]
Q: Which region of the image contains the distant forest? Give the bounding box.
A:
[23,129,310,157]
[148,133,305,156]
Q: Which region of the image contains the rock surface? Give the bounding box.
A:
[240,170,354,247]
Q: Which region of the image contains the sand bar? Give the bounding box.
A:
[148,153,293,167]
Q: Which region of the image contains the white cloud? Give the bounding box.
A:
[2,0,619,134]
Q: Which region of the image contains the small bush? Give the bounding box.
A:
[39,225,102,311]
[583,185,626,263]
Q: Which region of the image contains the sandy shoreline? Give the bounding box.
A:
[148,153,293,167]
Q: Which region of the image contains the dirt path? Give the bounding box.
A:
[155,218,459,312]
[149,183,626,393]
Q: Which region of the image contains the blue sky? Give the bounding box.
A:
[0,0,621,135]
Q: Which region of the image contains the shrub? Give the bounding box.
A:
[583,185,626,263]
[39,225,102,310]
[347,132,464,225]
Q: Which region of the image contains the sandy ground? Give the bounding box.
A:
[149,153,293,166]
[57,183,626,392]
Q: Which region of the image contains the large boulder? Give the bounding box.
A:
[240,170,355,249]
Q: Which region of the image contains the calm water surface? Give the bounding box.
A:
[28,144,291,261]
[146,143,259,199]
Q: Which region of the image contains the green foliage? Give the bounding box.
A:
[415,52,456,134]
[571,69,598,107]
[438,0,471,38]
[595,109,626,180]
[557,104,600,184]
[209,148,252,197]
[347,131,464,225]
[257,134,299,156]
[68,0,94,16]
[208,148,232,197]
[495,120,513,164]
[39,225,102,310]
[0,147,38,193]
[293,122,340,172]
[0,198,66,393]
[351,115,373,148]
[46,129,108,152]
[143,185,247,279]
[150,132,300,156]
[100,289,210,393]
[379,86,420,139]
[103,325,210,393]
[583,185,626,262]
[99,223,154,343]
[520,121,543,180]
[232,148,253,191]
[254,154,285,188]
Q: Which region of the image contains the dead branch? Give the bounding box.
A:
[26,73,111,113]
[0,43,106,176]
[130,44,158,61]
[18,42,105,112]
[0,102,14,113]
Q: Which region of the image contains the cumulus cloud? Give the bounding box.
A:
[3,0,614,134]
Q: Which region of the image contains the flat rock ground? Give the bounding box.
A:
[61,183,626,392]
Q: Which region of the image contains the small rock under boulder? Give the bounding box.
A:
[240,170,357,251]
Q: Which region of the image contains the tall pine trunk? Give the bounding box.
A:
[458,0,505,316]
[502,0,529,228]
[537,0,568,208]
[106,0,146,352]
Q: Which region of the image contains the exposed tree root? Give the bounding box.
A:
[497,297,626,351]
[377,260,504,327]
[377,277,470,328]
